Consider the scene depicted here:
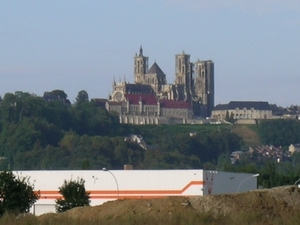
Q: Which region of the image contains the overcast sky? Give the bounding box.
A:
[1,0,299,107]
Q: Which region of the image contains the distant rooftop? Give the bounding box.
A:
[214,101,271,111]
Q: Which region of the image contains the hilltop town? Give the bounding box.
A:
[100,47,299,125]
[1,47,299,126]
[1,47,300,171]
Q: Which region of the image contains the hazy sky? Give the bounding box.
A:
[1,0,299,107]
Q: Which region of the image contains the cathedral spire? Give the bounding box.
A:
[134,45,148,84]
[139,45,143,56]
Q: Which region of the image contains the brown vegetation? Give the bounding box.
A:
[231,125,261,147]
[1,186,300,225]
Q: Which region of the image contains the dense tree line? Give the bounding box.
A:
[258,119,300,146]
[1,91,300,188]
[0,91,242,171]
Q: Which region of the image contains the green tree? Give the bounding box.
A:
[75,90,89,104]
[55,178,90,213]
[258,119,300,146]
[49,90,68,101]
[0,93,17,122]
[0,171,39,216]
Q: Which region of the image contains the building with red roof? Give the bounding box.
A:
[106,93,194,125]
[106,47,214,124]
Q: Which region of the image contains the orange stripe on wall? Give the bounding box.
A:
[37,180,204,199]
[40,195,193,200]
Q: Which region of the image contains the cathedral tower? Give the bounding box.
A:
[194,60,214,116]
[175,52,193,101]
[134,46,149,84]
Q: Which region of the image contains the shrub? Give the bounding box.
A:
[0,171,39,216]
[55,178,90,213]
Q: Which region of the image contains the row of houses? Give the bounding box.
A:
[249,145,290,163]
[230,144,300,165]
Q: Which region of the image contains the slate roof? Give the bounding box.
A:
[123,94,192,109]
[213,101,271,111]
[160,99,192,109]
[125,94,157,105]
[94,98,107,108]
[94,98,107,103]
[125,84,155,95]
[147,62,166,76]
[108,101,122,106]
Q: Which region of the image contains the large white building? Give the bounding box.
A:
[14,170,258,215]
[212,101,272,121]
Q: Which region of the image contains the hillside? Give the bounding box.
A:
[37,185,300,225]
[181,124,261,147]
[231,125,261,146]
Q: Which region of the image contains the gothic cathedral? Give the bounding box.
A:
[111,46,214,117]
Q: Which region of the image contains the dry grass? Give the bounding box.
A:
[2,210,300,225]
[231,125,261,147]
[2,186,300,225]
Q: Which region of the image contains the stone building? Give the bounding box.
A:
[106,93,193,125]
[211,101,272,122]
[289,144,300,155]
[107,46,214,124]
